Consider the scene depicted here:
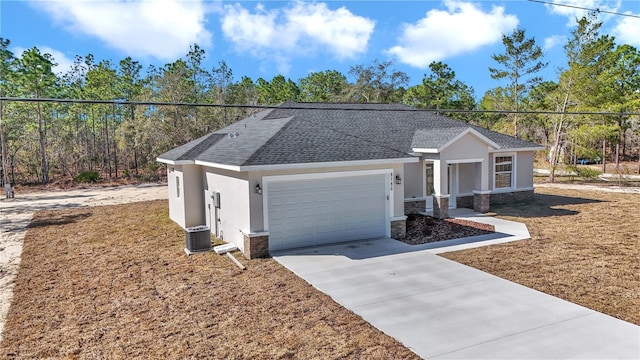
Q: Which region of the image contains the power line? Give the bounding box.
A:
[1,97,639,116]
[527,0,640,19]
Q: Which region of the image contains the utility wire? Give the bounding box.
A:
[1,97,639,116]
[527,0,640,19]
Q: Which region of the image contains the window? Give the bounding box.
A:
[176,176,181,198]
[494,156,513,189]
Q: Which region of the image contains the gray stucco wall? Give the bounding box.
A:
[439,133,491,162]
[517,151,535,189]
[489,151,536,191]
[457,162,478,195]
[183,165,205,228]
[404,161,423,199]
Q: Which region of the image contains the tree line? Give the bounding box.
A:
[1,14,639,186]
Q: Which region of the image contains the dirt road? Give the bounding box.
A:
[0,184,168,342]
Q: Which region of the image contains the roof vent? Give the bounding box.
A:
[228,132,240,139]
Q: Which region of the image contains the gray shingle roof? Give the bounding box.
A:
[157,102,542,166]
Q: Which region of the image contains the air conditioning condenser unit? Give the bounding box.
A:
[185,225,211,254]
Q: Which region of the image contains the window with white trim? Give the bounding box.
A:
[494,156,513,189]
[176,176,181,198]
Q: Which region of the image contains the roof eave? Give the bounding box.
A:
[490,146,545,153]
[411,148,439,153]
[156,158,195,165]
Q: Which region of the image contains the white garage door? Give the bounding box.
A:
[267,173,389,251]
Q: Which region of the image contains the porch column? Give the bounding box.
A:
[432,160,449,218]
[473,159,491,213]
[432,160,448,195]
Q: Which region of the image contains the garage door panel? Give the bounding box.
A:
[267,173,388,251]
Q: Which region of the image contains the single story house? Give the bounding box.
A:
[157,102,543,258]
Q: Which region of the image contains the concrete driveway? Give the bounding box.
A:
[273,238,640,359]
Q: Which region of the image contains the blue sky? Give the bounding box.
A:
[1,0,639,98]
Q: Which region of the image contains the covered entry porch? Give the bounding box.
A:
[404,158,491,218]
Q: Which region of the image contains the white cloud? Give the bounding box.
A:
[545,0,621,25]
[544,35,567,51]
[386,1,518,68]
[284,3,374,58]
[612,14,640,47]
[30,0,212,60]
[220,2,374,71]
[13,46,74,75]
[221,4,281,50]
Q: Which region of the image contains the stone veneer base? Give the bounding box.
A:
[243,234,269,259]
[391,219,406,239]
[405,200,427,214]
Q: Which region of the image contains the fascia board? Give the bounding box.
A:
[156,158,194,165]
[490,146,545,153]
[194,157,418,172]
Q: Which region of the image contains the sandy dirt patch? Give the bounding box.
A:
[0,183,168,342]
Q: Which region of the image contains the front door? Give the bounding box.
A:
[425,163,434,211]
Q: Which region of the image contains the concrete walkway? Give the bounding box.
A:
[417,208,531,254]
[273,216,640,359]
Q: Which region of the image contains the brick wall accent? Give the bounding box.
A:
[404,199,426,214]
[242,234,270,259]
[473,192,490,213]
[391,219,406,239]
[491,190,534,205]
[433,195,449,219]
[456,195,473,209]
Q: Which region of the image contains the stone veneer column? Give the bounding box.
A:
[242,233,270,259]
[433,195,449,219]
[473,190,491,213]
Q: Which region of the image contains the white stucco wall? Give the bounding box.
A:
[167,164,204,228]
[167,166,184,227]
[203,167,250,252]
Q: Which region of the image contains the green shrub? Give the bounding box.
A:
[74,171,100,183]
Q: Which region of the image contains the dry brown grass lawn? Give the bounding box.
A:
[1,200,419,359]
[442,186,640,326]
